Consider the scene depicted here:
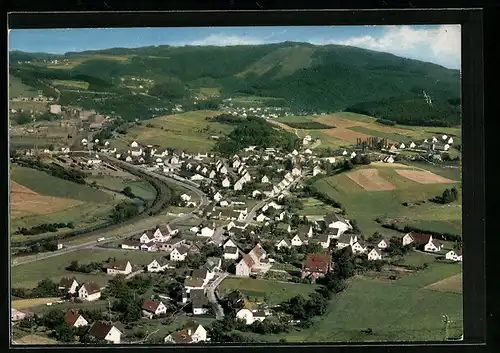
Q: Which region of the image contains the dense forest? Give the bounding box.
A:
[216,116,300,155]
[9,42,460,126]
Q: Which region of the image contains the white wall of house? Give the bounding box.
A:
[236,309,254,325]
[104,326,122,344]
[235,261,251,277]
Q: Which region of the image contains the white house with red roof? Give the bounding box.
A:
[142,299,167,319]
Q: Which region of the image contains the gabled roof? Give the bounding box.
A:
[184,320,202,332]
[64,310,84,326]
[174,245,190,255]
[192,268,208,280]
[168,330,194,344]
[411,233,432,245]
[324,213,346,224]
[224,246,239,255]
[89,321,116,339]
[81,281,101,295]
[241,254,255,268]
[302,253,330,273]
[370,248,383,256]
[184,278,205,288]
[59,277,77,288]
[294,233,308,242]
[142,299,163,313]
[337,235,352,244]
[250,243,266,258]
[297,224,311,236]
[190,289,209,308]
[122,239,141,247]
[318,233,329,243]
[108,260,130,271]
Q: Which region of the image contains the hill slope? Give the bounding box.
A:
[9,42,460,126]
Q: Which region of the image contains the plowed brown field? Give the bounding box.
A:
[395,170,457,184]
[346,169,396,191]
[10,181,82,217]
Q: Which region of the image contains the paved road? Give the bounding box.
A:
[205,272,229,320]
[12,157,209,267]
[221,158,238,180]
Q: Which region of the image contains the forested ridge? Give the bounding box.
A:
[10,42,460,126]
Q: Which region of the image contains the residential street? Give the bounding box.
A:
[205,272,229,320]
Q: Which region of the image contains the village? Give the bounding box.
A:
[11,101,463,344]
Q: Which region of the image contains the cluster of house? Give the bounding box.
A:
[12,301,209,345]
[383,134,455,155]
[219,104,284,120]
[274,213,353,250]
[224,290,270,325]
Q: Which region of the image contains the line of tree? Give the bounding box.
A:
[377,221,462,243]
[12,279,62,299]
[375,118,396,126]
[16,158,86,184]
[431,186,459,204]
[109,201,141,223]
[14,222,74,236]
[65,259,104,274]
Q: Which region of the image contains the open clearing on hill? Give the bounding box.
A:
[9,74,38,98]
[346,169,396,191]
[52,79,89,89]
[425,273,463,294]
[115,110,231,153]
[11,297,61,310]
[395,169,458,184]
[10,181,82,218]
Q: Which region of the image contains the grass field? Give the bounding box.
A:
[313,165,461,236]
[11,297,61,310]
[395,251,438,267]
[395,262,462,289]
[87,175,157,201]
[113,110,233,153]
[11,249,161,289]
[52,79,89,90]
[425,273,462,294]
[298,198,336,216]
[9,74,39,98]
[218,277,319,305]
[10,166,125,240]
[270,277,463,342]
[13,334,58,345]
[11,166,112,203]
[195,87,221,99]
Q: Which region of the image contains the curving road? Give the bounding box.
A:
[11,155,209,267]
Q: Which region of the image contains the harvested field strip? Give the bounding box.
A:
[424,274,462,294]
[13,334,58,345]
[348,126,409,143]
[370,162,418,169]
[10,181,38,195]
[12,297,61,309]
[321,127,371,143]
[346,169,396,191]
[395,169,458,184]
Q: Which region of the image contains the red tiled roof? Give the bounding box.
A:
[142,299,162,313]
[242,254,255,268]
[169,330,193,344]
[302,253,330,274]
[64,310,82,326]
[411,233,432,245]
[89,321,114,339]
